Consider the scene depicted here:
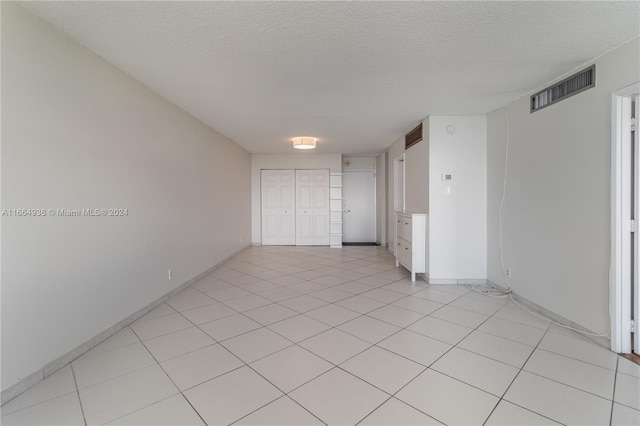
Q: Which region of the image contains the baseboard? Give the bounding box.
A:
[428,278,488,285]
[486,280,611,350]
[1,244,251,406]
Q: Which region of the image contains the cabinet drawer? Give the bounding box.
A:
[403,218,412,242]
[398,240,412,268]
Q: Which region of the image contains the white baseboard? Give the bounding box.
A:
[1,244,251,406]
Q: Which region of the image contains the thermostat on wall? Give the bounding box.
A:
[442,174,453,181]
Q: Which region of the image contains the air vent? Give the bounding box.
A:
[531,65,595,113]
[405,123,422,149]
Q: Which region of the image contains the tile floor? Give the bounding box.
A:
[2,246,639,425]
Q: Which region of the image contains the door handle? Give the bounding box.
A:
[344,209,351,212]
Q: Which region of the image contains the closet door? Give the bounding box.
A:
[312,170,330,245]
[295,170,314,245]
[261,169,295,245]
[278,170,296,245]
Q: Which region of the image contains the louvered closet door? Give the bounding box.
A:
[261,170,295,245]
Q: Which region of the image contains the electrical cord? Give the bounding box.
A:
[476,108,610,338]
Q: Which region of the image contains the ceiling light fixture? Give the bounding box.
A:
[292,136,317,150]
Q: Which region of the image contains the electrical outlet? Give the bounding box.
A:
[505,268,512,278]
[168,269,173,280]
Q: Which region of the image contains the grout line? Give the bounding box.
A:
[69,361,88,426]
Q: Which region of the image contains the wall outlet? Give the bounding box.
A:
[505,268,512,278]
[168,269,173,280]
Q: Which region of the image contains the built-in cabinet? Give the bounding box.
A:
[395,212,428,281]
[261,169,330,246]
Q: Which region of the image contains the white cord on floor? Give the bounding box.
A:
[488,108,610,338]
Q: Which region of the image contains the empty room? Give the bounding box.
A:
[2,1,640,425]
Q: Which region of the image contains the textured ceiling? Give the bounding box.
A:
[20,1,640,155]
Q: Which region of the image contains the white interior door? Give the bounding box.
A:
[342,171,376,243]
[261,169,295,245]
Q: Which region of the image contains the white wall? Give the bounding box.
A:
[487,37,640,334]
[1,3,251,391]
[343,157,376,171]
[428,116,487,280]
[251,154,342,244]
[405,139,428,213]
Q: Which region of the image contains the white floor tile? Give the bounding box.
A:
[431,347,519,397]
[250,345,333,392]
[310,287,354,303]
[205,286,251,302]
[234,396,323,425]
[338,315,401,344]
[333,281,375,295]
[2,366,76,415]
[267,314,330,343]
[341,346,425,394]
[362,288,406,303]
[223,294,272,312]
[477,316,547,346]
[143,327,215,362]
[160,344,243,390]
[430,305,490,328]
[367,305,424,327]
[412,288,461,304]
[299,328,371,364]
[611,402,640,426]
[191,276,232,293]
[448,295,505,316]
[614,371,640,410]
[287,281,327,294]
[79,365,177,425]
[396,369,499,425]
[258,287,302,302]
[166,288,216,312]
[485,400,560,425]
[458,330,534,368]
[243,303,298,325]
[239,280,280,293]
[618,356,640,378]
[335,295,386,314]
[538,331,618,370]
[91,327,140,354]
[391,296,443,315]
[304,304,361,326]
[136,304,177,323]
[289,368,388,425]
[198,313,261,341]
[524,349,615,399]
[72,342,156,389]
[378,329,451,367]
[130,313,193,341]
[359,397,442,425]
[180,302,236,324]
[184,366,282,425]
[221,328,292,363]
[407,316,473,345]
[1,392,84,426]
[493,303,551,330]
[504,371,612,425]
[278,295,328,313]
[107,394,204,425]
[430,285,469,295]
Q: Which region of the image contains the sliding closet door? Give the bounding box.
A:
[261,169,295,245]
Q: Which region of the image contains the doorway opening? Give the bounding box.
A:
[342,171,376,244]
[611,82,640,355]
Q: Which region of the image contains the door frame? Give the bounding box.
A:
[610,82,640,353]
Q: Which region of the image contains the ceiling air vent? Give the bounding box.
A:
[405,123,422,149]
[530,65,595,113]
